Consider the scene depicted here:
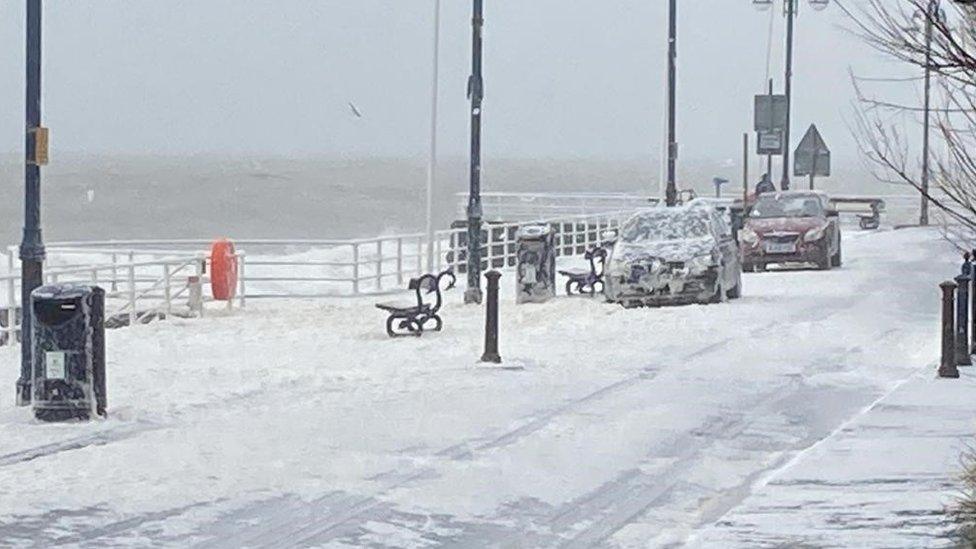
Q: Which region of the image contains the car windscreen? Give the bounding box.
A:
[749,196,824,219]
[620,211,710,243]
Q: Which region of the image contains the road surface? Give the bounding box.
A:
[0,227,963,547]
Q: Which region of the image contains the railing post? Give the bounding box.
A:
[352,243,360,295]
[163,263,172,315]
[238,252,246,309]
[6,249,15,318]
[958,271,972,366]
[375,239,383,290]
[436,234,443,272]
[940,280,960,378]
[481,270,502,364]
[396,237,404,286]
[416,237,423,276]
[485,225,494,269]
[128,261,137,326]
[111,252,118,292]
[193,259,205,318]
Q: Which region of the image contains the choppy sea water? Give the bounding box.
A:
[0,154,897,248]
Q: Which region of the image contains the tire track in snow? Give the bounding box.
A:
[548,383,808,548]
[73,271,874,546]
[0,419,164,468]
[530,318,916,547]
[204,295,861,549]
[196,334,751,549]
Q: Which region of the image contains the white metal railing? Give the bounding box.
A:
[1,247,247,346]
[461,191,659,222]
[0,209,635,345]
[36,210,635,299]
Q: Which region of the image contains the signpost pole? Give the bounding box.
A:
[767,79,774,179]
[809,153,817,190]
[743,132,749,205]
[781,0,796,191]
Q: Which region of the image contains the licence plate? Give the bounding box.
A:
[765,242,796,254]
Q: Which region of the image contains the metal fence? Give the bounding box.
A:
[0,209,635,345]
[1,246,245,346]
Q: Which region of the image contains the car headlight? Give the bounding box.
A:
[608,256,629,275]
[803,226,827,243]
[739,227,759,245]
[688,254,715,272]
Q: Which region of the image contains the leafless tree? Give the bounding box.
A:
[839,0,976,236]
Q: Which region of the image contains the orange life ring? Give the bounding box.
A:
[210,239,238,301]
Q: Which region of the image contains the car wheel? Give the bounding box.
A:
[831,239,842,268]
[709,275,725,304]
[816,252,831,270]
[726,268,742,299]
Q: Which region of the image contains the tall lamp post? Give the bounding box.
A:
[464,0,485,304]
[17,0,46,406]
[425,0,441,273]
[752,0,829,191]
[919,0,944,227]
[665,0,678,207]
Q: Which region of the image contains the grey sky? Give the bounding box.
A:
[0,1,913,162]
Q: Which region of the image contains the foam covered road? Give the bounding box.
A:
[0,228,965,548]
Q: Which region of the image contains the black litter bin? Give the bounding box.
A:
[516,224,556,304]
[31,284,106,421]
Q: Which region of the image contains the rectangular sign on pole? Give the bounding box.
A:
[757,130,783,156]
[754,94,788,132]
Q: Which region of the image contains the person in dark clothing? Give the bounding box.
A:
[755,173,776,195]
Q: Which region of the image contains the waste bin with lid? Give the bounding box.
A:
[31,284,106,421]
[516,224,556,304]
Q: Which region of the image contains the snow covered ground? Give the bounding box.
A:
[0,227,969,547]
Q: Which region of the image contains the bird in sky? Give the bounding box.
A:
[348,102,363,118]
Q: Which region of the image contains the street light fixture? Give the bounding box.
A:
[752,0,830,191]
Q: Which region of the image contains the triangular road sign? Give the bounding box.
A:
[794,124,830,177]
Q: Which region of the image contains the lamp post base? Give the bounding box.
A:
[15,378,30,407]
[464,287,483,305]
[480,353,501,364]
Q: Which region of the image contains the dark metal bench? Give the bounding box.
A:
[375,270,456,337]
[558,247,607,296]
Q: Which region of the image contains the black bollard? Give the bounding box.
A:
[957,272,972,366]
[970,251,976,356]
[940,281,961,378]
[481,271,502,363]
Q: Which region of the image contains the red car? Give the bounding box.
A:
[738,191,841,271]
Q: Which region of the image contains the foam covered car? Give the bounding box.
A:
[604,206,742,307]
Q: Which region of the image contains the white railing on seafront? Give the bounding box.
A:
[0,246,245,346]
[460,191,659,222]
[0,209,636,345]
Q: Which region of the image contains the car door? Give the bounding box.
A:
[822,197,840,257]
[710,210,739,285]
